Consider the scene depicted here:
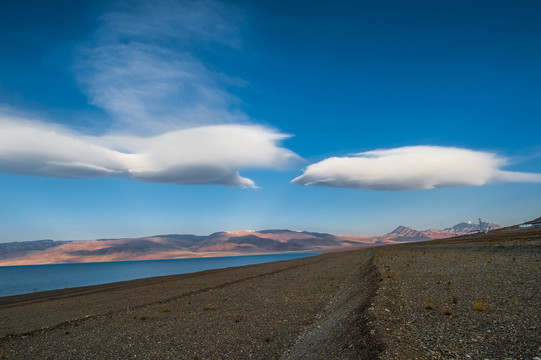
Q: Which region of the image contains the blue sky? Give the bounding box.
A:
[0,0,540,242]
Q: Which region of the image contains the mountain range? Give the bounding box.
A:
[0,221,502,266]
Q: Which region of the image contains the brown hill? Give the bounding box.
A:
[0,218,515,266]
[0,230,373,266]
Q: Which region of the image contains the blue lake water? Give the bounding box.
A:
[0,252,319,298]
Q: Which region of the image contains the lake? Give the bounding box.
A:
[0,252,320,297]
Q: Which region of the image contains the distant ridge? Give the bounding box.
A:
[444,221,501,234]
[2,217,532,266]
[0,230,359,266]
[0,239,72,260]
[386,226,432,241]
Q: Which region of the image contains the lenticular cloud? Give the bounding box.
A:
[0,1,300,188]
[291,146,541,190]
[0,117,297,188]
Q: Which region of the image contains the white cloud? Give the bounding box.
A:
[0,116,297,188]
[0,1,301,187]
[291,146,541,190]
[76,0,246,134]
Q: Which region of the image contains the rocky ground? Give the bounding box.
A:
[0,228,539,359]
[371,229,541,360]
[0,251,376,359]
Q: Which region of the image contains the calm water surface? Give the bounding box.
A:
[0,253,319,297]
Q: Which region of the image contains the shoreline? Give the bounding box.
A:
[0,253,323,308]
[0,250,324,267]
[0,252,321,300]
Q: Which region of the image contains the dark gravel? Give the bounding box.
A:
[370,230,541,360]
[0,251,370,359]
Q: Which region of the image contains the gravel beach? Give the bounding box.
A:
[0,228,539,359]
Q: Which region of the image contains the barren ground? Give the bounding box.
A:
[0,228,539,359]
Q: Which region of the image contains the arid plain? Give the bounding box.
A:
[0,228,539,359]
